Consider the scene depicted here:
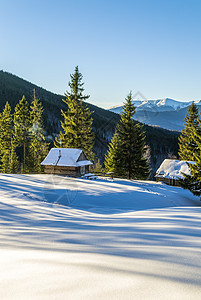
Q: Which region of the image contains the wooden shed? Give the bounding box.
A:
[155,159,193,186]
[41,148,93,176]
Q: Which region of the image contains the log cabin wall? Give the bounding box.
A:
[156,177,180,186]
[44,166,78,176]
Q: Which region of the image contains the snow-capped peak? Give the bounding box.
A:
[109,98,196,113]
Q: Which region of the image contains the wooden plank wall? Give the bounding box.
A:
[44,166,80,176]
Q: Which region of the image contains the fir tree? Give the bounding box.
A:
[1,151,10,173]
[29,96,49,173]
[9,144,19,173]
[180,123,201,197]
[178,102,201,161]
[13,96,31,172]
[131,122,150,179]
[55,66,94,160]
[0,102,19,173]
[117,92,150,179]
[104,92,150,179]
[104,131,121,176]
[79,103,94,160]
[116,92,137,178]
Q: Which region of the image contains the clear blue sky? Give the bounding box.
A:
[1,0,201,108]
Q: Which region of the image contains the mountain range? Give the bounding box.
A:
[109,98,201,131]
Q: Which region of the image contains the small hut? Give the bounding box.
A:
[41,148,93,176]
[155,159,193,186]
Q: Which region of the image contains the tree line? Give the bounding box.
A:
[0,95,48,173]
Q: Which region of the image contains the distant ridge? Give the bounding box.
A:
[109,98,201,131]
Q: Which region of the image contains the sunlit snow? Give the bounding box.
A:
[0,174,201,299]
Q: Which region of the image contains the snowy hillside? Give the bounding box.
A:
[109,98,201,131]
[1,174,201,299]
[110,98,201,113]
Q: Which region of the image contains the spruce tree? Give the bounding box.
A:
[1,151,10,173]
[0,102,12,172]
[13,96,31,172]
[116,92,138,178]
[178,102,201,161]
[104,131,121,176]
[55,66,94,160]
[0,102,19,173]
[104,92,150,179]
[132,122,150,179]
[9,144,19,173]
[80,103,94,160]
[29,96,49,173]
[180,123,201,197]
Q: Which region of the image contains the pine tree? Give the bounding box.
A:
[13,96,31,172]
[131,122,150,179]
[104,131,121,175]
[180,123,201,197]
[9,145,19,173]
[29,96,49,173]
[0,102,19,173]
[104,92,150,179]
[79,102,94,160]
[1,151,10,173]
[55,66,94,160]
[178,102,201,161]
[116,92,137,178]
[0,102,12,172]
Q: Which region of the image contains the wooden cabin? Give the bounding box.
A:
[155,159,193,186]
[41,148,92,176]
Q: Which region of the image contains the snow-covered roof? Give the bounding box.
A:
[155,159,193,180]
[41,148,92,167]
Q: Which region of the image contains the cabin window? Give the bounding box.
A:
[80,166,85,175]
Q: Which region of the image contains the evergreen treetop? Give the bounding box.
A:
[67,66,89,101]
[116,92,137,178]
[104,92,150,180]
[13,95,31,146]
[29,96,49,173]
[30,96,43,127]
[13,95,31,172]
[104,131,121,175]
[0,102,19,173]
[55,66,94,161]
[0,102,12,153]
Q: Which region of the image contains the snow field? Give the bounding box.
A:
[0,174,201,299]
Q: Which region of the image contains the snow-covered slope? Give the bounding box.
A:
[109,98,201,131]
[0,174,201,299]
[110,98,201,113]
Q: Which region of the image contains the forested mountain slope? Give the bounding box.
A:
[0,70,180,176]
